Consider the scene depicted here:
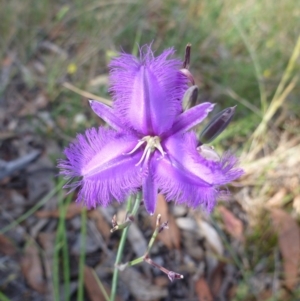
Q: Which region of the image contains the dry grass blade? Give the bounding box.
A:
[84,266,111,301]
[246,35,300,160]
[63,82,112,106]
[247,75,298,160]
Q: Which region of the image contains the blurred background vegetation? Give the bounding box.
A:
[1,0,300,300]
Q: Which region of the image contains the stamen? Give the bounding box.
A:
[125,135,166,168]
[124,139,146,155]
[136,145,151,166]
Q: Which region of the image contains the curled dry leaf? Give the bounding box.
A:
[152,194,181,250]
[219,206,244,242]
[195,276,213,301]
[21,241,47,294]
[271,208,300,290]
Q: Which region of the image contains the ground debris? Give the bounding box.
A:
[271,208,300,290]
[20,240,47,294]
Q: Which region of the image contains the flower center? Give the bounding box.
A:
[126,135,165,167]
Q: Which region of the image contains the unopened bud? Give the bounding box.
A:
[183,43,192,69]
[180,68,195,85]
[200,106,236,143]
[182,85,199,110]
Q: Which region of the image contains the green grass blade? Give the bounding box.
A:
[0,180,64,235]
[77,208,87,301]
[0,292,10,301]
[53,189,73,301]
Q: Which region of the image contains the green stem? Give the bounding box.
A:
[77,208,87,301]
[145,214,161,256]
[125,256,144,267]
[110,193,141,301]
[61,195,72,301]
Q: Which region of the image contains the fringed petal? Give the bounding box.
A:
[153,133,244,211]
[163,102,215,138]
[109,45,188,135]
[89,100,125,131]
[142,160,158,215]
[58,128,142,208]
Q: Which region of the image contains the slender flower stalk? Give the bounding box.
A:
[110,194,141,301]
[59,45,243,214]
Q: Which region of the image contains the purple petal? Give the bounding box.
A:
[142,161,158,215]
[109,45,188,135]
[89,100,125,131]
[152,133,243,211]
[58,128,143,208]
[163,102,215,138]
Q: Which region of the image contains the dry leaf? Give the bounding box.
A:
[88,209,111,242]
[271,208,300,289]
[195,276,213,301]
[36,203,83,219]
[194,214,223,256]
[21,241,47,294]
[266,188,287,208]
[152,194,180,249]
[0,234,17,255]
[219,206,244,242]
[120,268,168,301]
[209,262,224,297]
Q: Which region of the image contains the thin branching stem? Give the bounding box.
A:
[110,193,142,301]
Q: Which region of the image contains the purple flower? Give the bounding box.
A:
[59,45,243,214]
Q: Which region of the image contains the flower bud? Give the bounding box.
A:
[182,85,199,110]
[199,106,236,143]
